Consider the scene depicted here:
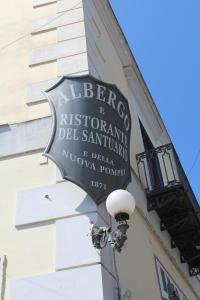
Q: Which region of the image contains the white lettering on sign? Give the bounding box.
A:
[97,84,106,102]
[58,127,79,141]
[91,152,114,166]
[59,114,128,146]
[58,90,70,107]
[58,82,130,131]
[91,181,106,190]
[62,150,96,171]
[57,113,129,162]
[83,82,94,98]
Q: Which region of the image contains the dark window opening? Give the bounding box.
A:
[160,268,167,292]
[139,120,163,190]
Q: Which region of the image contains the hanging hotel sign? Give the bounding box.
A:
[43,75,131,204]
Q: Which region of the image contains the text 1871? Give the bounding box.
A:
[91,181,107,190]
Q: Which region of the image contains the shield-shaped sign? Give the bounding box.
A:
[43,75,131,204]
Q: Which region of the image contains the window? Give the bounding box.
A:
[155,258,188,300]
[139,121,163,189]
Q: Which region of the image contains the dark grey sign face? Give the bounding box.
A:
[44,75,131,204]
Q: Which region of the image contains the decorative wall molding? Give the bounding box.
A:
[32,8,83,34]
[56,213,115,275]
[29,1,87,105]
[27,79,57,104]
[10,265,116,300]
[56,214,100,270]
[57,22,85,42]
[33,0,57,8]
[30,37,86,66]
[57,0,83,13]
[57,52,88,76]
[0,118,51,158]
[15,181,96,227]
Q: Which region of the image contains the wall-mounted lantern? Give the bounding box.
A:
[92,190,136,252]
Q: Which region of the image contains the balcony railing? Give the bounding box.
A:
[136,143,200,276]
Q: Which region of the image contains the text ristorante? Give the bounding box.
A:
[59,113,128,147]
[58,113,128,162]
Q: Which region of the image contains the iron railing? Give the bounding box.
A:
[136,143,199,213]
[136,143,200,276]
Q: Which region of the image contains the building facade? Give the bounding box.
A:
[0,0,200,299]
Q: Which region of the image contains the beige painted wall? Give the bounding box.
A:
[0,1,58,125]
[0,153,56,299]
[117,210,199,300]
[0,1,88,296]
[0,0,87,125]
[84,1,200,299]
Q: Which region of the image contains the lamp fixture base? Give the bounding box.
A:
[115,213,129,222]
[91,220,129,252]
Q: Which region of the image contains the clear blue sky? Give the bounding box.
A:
[110,0,200,201]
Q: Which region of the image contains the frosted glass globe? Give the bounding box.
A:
[106,189,136,219]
